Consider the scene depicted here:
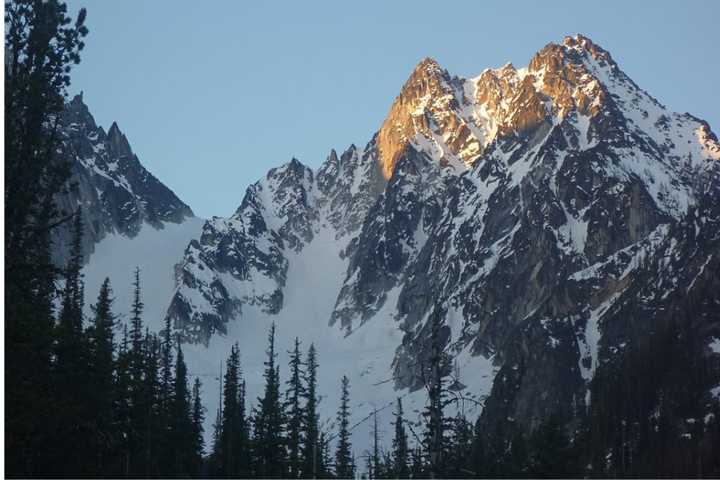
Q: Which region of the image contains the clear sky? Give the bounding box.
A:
[64,0,719,218]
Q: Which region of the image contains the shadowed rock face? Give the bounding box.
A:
[52,94,194,265]
[164,35,720,454]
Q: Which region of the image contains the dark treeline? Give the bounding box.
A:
[4,0,202,476]
[11,213,205,478]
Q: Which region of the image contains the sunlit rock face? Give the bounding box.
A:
[374,35,645,183]
[377,57,481,179]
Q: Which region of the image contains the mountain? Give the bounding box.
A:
[72,35,720,468]
[52,93,196,266]
[47,94,206,327]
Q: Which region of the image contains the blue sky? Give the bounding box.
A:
[64,1,719,218]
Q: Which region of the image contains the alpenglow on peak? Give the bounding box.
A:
[374,34,665,181]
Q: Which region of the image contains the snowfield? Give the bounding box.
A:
[83,218,205,330]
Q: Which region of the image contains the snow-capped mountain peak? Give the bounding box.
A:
[70,35,720,457]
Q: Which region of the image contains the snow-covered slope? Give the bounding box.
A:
[82,218,205,330]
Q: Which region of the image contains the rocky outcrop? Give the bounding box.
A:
[167,142,387,344]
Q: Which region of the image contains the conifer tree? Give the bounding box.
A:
[125,269,148,476]
[210,395,224,476]
[141,331,162,477]
[170,345,194,476]
[392,398,410,478]
[212,343,251,477]
[302,343,321,478]
[53,211,93,475]
[237,377,251,475]
[160,315,175,412]
[335,375,354,479]
[159,315,175,474]
[285,337,306,478]
[5,3,87,470]
[129,267,145,372]
[191,377,206,477]
[115,324,133,477]
[253,322,287,478]
[371,409,381,479]
[217,343,241,476]
[55,211,86,377]
[87,278,118,474]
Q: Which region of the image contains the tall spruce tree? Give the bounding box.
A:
[392,398,410,478]
[213,343,251,477]
[302,343,321,478]
[237,377,251,475]
[253,322,287,478]
[210,395,224,476]
[87,278,118,474]
[115,324,133,477]
[170,345,194,477]
[54,212,86,377]
[125,268,147,476]
[5,3,87,470]
[335,375,354,479]
[141,331,162,477]
[53,211,93,475]
[191,377,206,477]
[216,343,241,476]
[285,337,306,478]
[371,409,381,479]
[159,315,175,474]
[129,266,145,371]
